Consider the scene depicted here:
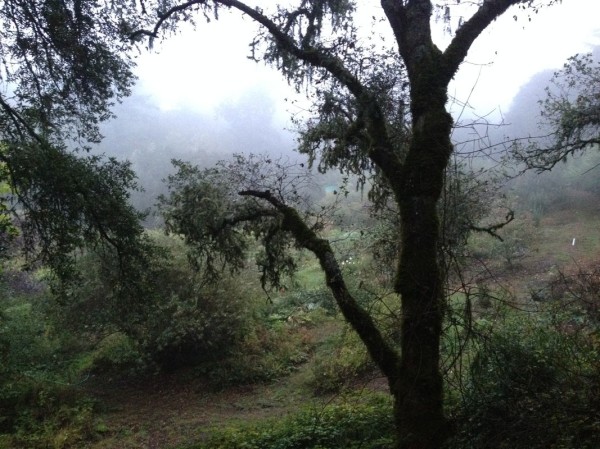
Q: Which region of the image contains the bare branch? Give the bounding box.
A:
[443,0,528,83]
[129,0,207,41]
[470,209,515,241]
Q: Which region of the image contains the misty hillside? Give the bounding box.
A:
[95,85,297,215]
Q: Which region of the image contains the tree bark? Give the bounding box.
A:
[391,108,453,449]
[379,2,528,446]
[392,65,454,449]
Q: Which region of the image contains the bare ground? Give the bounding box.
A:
[86,370,308,449]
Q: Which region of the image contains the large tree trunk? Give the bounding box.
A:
[392,106,453,449]
[390,46,455,447]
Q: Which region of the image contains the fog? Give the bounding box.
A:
[94,30,599,222]
[96,84,298,216]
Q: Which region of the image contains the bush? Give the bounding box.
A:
[1,388,99,449]
[200,317,315,388]
[0,285,100,448]
[86,332,148,376]
[450,312,600,449]
[50,232,254,372]
[547,264,600,325]
[140,278,251,369]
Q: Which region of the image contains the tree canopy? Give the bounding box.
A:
[0,0,134,144]
[0,0,146,285]
[515,52,600,171]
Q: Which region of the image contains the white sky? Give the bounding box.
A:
[135,0,600,122]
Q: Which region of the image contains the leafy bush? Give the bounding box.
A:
[86,332,148,376]
[0,290,55,432]
[192,394,394,449]
[140,278,250,369]
[547,264,600,325]
[1,390,99,449]
[50,232,254,372]
[450,312,600,449]
[200,317,315,388]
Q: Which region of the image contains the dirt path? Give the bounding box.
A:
[85,362,388,449]
[86,371,308,449]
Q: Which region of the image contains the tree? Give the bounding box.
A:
[147,2,561,448]
[0,1,147,285]
[515,52,600,171]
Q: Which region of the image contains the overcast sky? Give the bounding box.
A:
[135,0,600,123]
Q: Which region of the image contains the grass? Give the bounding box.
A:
[183,392,394,449]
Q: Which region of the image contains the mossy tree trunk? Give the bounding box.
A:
[391,89,453,449]
[380,2,529,446]
[389,59,454,449]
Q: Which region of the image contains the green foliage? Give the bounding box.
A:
[0,279,100,448]
[0,0,146,289]
[1,393,98,449]
[2,142,146,283]
[0,0,135,145]
[52,232,252,371]
[278,288,337,316]
[200,309,316,387]
[307,328,373,394]
[158,160,249,283]
[450,310,600,449]
[192,394,394,449]
[85,332,147,377]
[197,286,348,388]
[489,227,529,269]
[159,155,325,292]
[547,263,600,326]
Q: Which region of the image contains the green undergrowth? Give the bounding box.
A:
[447,300,600,449]
[0,286,105,448]
[184,393,394,449]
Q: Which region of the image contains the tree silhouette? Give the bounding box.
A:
[147,2,564,448]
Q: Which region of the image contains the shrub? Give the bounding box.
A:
[86,332,148,376]
[50,232,254,372]
[200,317,315,388]
[0,285,100,448]
[140,278,250,369]
[547,264,600,325]
[2,389,98,449]
[450,312,600,449]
